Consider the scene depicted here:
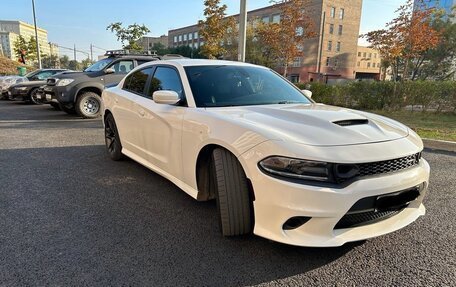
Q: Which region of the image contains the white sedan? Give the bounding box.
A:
[102,59,430,247]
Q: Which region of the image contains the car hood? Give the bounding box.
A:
[10,81,46,88]
[209,104,409,146]
[52,71,88,79]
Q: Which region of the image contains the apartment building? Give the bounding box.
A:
[137,35,169,50]
[168,0,363,81]
[0,20,58,61]
[354,46,382,80]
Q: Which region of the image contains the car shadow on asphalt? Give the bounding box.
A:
[0,145,361,286]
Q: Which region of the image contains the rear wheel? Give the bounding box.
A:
[104,113,124,161]
[76,92,102,119]
[59,103,76,114]
[212,148,253,236]
[29,88,42,105]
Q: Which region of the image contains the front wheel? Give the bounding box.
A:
[29,88,42,105]
[212,148,253,236]
[104,113,124,161]
[76,92,102,119]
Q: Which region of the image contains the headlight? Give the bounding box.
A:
[259,156,333,182]
[56,79,74,86]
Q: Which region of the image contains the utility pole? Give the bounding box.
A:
[73,44,76,61]
[90,43,93,62]
[238,0,247,62]
[31,0,42,69]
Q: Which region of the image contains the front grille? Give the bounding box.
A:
[335,210,402,229]
[335,152,421,183]
[358,153,421,177]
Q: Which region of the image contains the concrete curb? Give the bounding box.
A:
[423,139,456,155]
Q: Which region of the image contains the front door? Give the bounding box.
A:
[103,60,134,86]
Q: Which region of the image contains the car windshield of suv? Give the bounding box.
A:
[185,65,312,107]
[85,58,114,72]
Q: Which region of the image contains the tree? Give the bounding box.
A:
[13,35,28,63]
[59,55,70,69]
[42,54,59,68]
[81,58,94,70]
[26,36,38,62]
[198,0,235,59]
[363,0,442,81]
[107,22,150,51]
[68,60,81,71]
[256,0,316,77]
[150,42,169,55]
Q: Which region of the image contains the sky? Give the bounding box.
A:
[0,0,405,61]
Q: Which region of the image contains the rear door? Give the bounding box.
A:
[113,67,155,158]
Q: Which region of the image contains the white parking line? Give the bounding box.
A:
[0,119,102,123]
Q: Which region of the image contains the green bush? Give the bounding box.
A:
[297,81,456,112]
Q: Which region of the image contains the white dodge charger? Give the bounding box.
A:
[102,59,430,247]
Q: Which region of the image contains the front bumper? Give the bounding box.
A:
[44,85,76,104]
[240,137,430,247]
[8,88,28,100]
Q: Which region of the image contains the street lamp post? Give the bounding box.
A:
[238,0,247,62]
[32,0,42,69]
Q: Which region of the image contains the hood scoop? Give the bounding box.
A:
[333,119,369,127]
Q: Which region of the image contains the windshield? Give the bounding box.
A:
[25,70,40,79]
[85,58,114,72]
[185,65,312,107]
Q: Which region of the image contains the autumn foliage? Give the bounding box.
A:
[363,0,442,81]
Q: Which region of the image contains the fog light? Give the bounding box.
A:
[283,216,311,230]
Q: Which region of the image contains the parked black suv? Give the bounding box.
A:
[8,69,67,104]
[45,50,166,118]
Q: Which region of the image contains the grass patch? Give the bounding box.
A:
[369,110,456,142]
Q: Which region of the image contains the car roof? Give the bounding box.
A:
[164,59,263,67]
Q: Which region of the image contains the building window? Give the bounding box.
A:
[290,74,300,83]
[357,61,360,67]
[377,63,380,68]
[336,42,341,52]
[330,7,335,18]
[178,35,182,42]
[194,31,198,39]
[367,62,371,68]
[374,53,377,58]
[189,33,193,40]
[326,57,330,66]
[292,57,302,67]
[262,15,270,23]
[173,36,177,43]
[358,52,361,57]
[272,14,281,23]
[363,52,366,57]
[329,24,334,34]
[327,41,332,51]
[368,52,372,58]
[339,8,345,19]
[338,25,343,35]
[183,34,187,41]
[334,58,339,68]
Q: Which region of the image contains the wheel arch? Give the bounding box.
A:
[195,143,254,202]
[74,84,104,102]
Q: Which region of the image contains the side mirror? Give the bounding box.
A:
[105,67,115,74]
[153,90,180,105]
[302,89,312,98]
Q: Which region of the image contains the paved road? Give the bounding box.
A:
[0,100,455,286]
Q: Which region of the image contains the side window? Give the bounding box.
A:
[149,67,184,100]
[123,68,154,96]
[137,59,156,66]
[35,71,53,80]
[111,60,134,74]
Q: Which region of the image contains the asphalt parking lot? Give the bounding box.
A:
[0,100,455,286]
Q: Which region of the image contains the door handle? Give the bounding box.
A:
[114,97,118,104]
[138,109,145,117]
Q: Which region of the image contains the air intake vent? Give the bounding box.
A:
[333,119,369,126]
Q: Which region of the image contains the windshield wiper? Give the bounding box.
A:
[277,101,301,104]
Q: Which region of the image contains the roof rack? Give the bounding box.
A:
[161,54,186,60]
[105,49,158,57]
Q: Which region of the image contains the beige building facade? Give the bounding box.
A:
[354,46,382,80]
[168,0,363,82]
[0,20,58,61]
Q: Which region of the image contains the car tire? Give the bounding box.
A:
[104,113,124,161]
[76,92,102,119]
[29,88,42,105]
[212,148,253,236]
[50,102,61,110]
[59,103,76,114]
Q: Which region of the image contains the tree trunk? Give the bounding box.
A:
[283,61,288,78]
